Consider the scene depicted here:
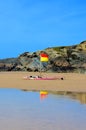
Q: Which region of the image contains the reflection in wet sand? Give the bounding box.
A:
[21,89,86,104]
[40,91,48,100]
[0,89,86,130]
[76,93,86,104]
[49,91,86,104]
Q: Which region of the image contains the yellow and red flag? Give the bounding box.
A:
[40,91,48,100]
[40,53,48,62]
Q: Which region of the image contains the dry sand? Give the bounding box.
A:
[0,71,86,92]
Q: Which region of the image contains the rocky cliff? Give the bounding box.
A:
[0,41,86,73]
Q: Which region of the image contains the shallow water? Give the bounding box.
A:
[0,89,86,130]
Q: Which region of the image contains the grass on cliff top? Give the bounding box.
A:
[53,46,70,52]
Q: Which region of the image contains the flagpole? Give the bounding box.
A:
[39,60,42,77]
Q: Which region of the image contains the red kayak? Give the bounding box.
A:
[23,75,64,80]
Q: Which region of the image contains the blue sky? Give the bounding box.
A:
[0,0,86,58]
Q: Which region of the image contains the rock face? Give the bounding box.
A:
[0,41,86,73]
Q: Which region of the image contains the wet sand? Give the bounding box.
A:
[0,72,86,92]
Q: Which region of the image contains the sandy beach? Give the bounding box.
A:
[0,72,86,130]
[0,71,86,92]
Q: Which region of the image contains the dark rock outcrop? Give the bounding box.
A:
[0,41,86,73]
